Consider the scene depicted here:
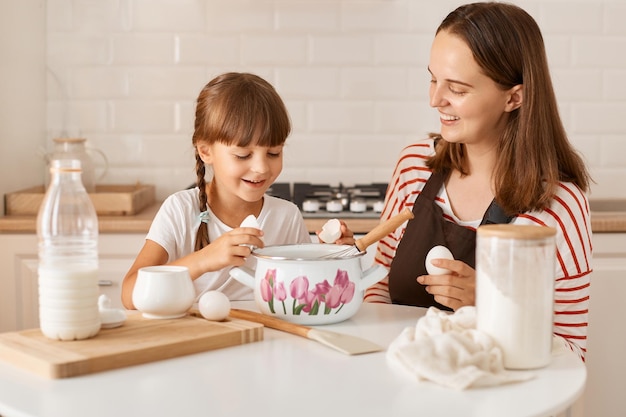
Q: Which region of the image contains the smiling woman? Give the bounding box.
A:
[364,2,593,362]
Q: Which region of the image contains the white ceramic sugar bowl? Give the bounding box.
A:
[132,265,196,319]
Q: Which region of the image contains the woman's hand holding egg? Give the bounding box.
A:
[418,245,476,311]
[317,218,355,245]
[425,245,454,275]
[318,218,342,243]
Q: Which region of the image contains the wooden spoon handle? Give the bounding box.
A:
[354,207,414,252]
[229,309,311,338]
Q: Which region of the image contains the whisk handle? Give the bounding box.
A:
[355,208,414,252]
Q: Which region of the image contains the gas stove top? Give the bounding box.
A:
[266,182,387,219]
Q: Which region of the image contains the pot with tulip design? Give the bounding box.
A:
[230,243,387,325]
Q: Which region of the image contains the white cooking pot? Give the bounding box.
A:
[230,243,388,325]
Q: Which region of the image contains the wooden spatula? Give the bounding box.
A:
[226,309,384,355]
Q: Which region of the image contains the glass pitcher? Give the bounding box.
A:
[45,138,108,193]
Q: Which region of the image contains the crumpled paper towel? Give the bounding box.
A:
[386,306,535,390]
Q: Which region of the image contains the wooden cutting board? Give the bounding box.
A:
[0,313,263,379]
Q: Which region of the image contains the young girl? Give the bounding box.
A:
[121,72,312,309]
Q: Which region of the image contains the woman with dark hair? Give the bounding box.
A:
[364,2,592,360]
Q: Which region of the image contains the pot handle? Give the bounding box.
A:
[358,264,388,291]
[229,266,256,289]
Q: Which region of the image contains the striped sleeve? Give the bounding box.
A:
[364,140,435,304]
[514,182,592,360]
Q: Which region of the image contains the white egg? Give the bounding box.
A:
[425,245,454,275]
[198,291,231,321]
[318,218,342,243]
[240,214,260,229]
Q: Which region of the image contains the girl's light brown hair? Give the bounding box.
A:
[427,2,591,215]
[192,72,291,250]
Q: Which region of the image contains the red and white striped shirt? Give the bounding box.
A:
[365,138,592,360]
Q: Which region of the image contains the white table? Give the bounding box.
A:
[0,302,586,417]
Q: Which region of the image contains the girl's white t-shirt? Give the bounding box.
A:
[146,188,311,301]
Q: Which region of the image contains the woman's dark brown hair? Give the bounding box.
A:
[192,72,291,250]
[426,2,591,215]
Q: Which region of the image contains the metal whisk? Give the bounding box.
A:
[320,208,414,258]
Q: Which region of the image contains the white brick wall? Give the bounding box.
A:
[44,0,626,201]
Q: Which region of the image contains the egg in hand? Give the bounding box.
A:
[425,245,454,275]
[240,214,260,229]
[318,218,342,243]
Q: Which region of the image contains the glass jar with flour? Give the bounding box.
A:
[476,224,556,369]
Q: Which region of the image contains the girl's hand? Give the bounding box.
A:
[199,227,264,271]
[416,259,476,311]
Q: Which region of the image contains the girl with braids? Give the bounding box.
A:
[122,72,314,309]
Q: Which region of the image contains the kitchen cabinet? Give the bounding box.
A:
[582,232,626,417]
[0,234,144,333]
[0,232,375,334]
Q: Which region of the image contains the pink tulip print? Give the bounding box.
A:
[274,280,287,314]
[261,269,355,316]
[260,269,277,313]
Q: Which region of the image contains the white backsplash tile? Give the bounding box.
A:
[128,67,206,99]
[374,34,422,65]
[310,35,373,64]
[177,35,240,65]
[242,35,308,65]
[574,36,626,68]
[551,69,603,101]
[112,101,174,132]
[540,2,603,34]
[205,0,275,33]
[41,0,626,200]
[110,34,175,65]
[70,67,129,99]
[308,101,375,133]
[605,3,626,35]
[133,0,206,32]
[276,67,340,98]
[341,67,409,99]
[340,1,410,32]
[275,1,340,32]
[604,70,626,100]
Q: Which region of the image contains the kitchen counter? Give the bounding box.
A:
[0,203,161,234]
[0,302,586,417]
[0,202,382,234]
[1,201,625,234]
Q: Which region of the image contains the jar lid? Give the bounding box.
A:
[477,224,556,239]
[53,137,87,143]
[49,159,82,172]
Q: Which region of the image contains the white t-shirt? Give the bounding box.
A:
[146,188,311,301]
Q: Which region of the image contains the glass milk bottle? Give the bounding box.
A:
[37,159,101,340]
[475,224,556,369]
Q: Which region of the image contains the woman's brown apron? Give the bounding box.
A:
[388,170,513,310]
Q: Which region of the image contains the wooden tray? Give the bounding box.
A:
[4,184,155,216]
[0,313,263,378]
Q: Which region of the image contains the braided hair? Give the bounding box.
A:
[192,72,291,251]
